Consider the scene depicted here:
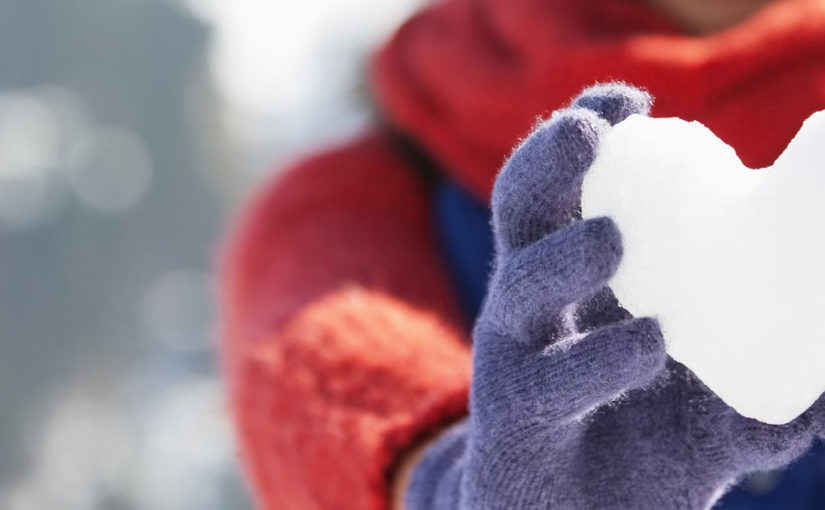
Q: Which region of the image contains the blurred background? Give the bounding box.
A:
[0,0,423,508]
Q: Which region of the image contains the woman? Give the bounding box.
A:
[220,0,825,508]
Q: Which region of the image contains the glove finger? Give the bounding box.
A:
[530,317,666,423]
[574,287,632,332]
[572,83,652,126]
[725,411,815,472]
[813,393,825,439]
[790,391,825,440]
[483,217,622,346]
[492,108,609,258]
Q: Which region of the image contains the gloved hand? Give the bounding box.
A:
[405,83,825,510]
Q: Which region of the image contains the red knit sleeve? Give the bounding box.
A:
[219,130,472,510]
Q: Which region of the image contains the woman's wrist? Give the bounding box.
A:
[392,435,439,510]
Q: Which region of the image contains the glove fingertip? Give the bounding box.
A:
[573,82,653,126]
[726,412,815,472]
[576,216,623,276]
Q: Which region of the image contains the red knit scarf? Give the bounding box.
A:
[371,0,825,201]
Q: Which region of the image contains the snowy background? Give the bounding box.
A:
[0,1,422,508]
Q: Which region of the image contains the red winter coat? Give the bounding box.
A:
[219,0,825,508]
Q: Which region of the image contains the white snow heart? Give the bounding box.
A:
[581,111,825,425]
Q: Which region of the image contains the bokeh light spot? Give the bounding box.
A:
[69,126,153,212]
[143,269,215,352]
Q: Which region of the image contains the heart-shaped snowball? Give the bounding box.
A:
[581,111,825,425]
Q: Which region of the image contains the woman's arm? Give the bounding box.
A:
[219,130,471,510]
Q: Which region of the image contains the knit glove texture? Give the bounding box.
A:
[405,83,825,510]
